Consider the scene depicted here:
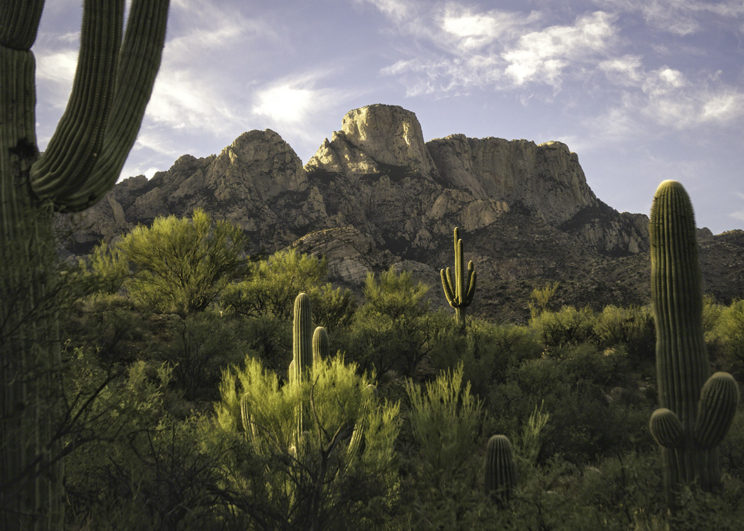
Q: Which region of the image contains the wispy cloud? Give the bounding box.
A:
[354,0,411,20]
[440,7,540,51]
[598,55,643,85]
[378,6,618,93]
[598,64,744,130]
[35,50,77,95]
[146,67,244,133]
[594,0,744,35]
[503,11,616,86]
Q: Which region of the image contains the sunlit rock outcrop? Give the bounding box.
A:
[306,104,437,178]
[427,135,598,226]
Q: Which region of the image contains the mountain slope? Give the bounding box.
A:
[57,104,744,321]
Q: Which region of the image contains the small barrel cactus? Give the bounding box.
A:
[484,434,517,503]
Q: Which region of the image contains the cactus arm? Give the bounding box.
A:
[649,408,684,449]
[30,1,123,200]
[312,326,329,364]
[440,267,456,307]
[694,372,739,449]
[56,0,169,211]
[29,0,169,212]
[1,0,45,50]
[464,261,476,303]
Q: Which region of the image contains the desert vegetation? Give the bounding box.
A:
[31,205,740,529]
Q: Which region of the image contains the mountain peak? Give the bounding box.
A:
[306,104,437,177]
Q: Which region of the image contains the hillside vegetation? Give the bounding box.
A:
[55,210,744,529]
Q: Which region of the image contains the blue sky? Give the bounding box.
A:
[33,0,744,233]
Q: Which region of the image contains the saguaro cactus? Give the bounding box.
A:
[1,2,168,528]
[440,226,476,326]
[484,434,516,503]
[291,293,313,439]
[648,180,738,501]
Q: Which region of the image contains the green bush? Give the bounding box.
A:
[63,355,221,529]
[708,299,744,378]
[592,305,654,366]
[490,343,648,464]
[345,269,433,379]
[222,249,355,329]
[89,209,249,316]
[400,363,490,528]
[210,354,401,529]
[530,305,596,349]
[428,317,543,404]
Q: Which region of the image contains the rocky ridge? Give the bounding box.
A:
[57,104,744,321]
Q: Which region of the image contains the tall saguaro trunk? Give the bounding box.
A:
[648,180,738,504]
[0,2,169,528]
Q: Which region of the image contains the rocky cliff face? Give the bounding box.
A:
[57,104,744,321]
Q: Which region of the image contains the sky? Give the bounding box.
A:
[33,0,744,234]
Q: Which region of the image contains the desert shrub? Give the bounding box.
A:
[400,363,491,528]
[63,357,221,529]
[210,355,400,529]
[155,311,252,402]
[222,249,355,329]
[720,409,744,482]
[707,299,744,378]
[428,317,543,403]
[404,363,484,484]
[592,304,655,366]
[345,269,433,379]
[528,281,561,318]
[530,305,596,349]
[61,293,149,365]
[488,343,648,464]
[89,209,249,316]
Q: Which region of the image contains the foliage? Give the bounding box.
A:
[92,209,248,316]
[428,317,543,403]
[405,363,484,484]
[708,299,744,378]
[211,355,401,529]
[62,351,221,529]
[592,304,655,366]
[222,248,355,329]
[51,234,744,528]
[400,363,489,527]
[514,400,551,468]
[528,281,560,318]
[529,305,596,348]
[344,268,433,378]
